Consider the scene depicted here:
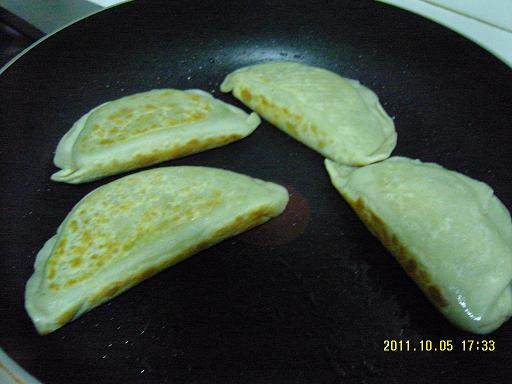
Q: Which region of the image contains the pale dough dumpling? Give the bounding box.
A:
[325,157,512,334]
[52,89,260,184]
[221,61,396,165]
[26,166,288,334]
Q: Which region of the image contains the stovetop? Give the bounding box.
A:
[0,8,39,67]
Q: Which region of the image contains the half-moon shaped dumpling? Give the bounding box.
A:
[221,61,396,166]
[51,89,260,184]
[325,157,512,334]
[26,166,288,334]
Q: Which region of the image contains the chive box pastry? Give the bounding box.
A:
[26,166,288,334]
[221,61,396,165]
[326,157,512,334]
[52,89,260,183]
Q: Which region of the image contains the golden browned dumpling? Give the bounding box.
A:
[52,89,260,183]
[326,157,512,334]
[26,166,288,334]
[221,61,396,165]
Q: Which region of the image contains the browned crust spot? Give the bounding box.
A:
[350,198,448,308]
[56,303,81,327]
[99,138,115,145]
[68,220,78,233]
[285,122,297,136]
[237,91,309,144]
[188,94,201,102]
[47,268,56,279]
[241,89,252,101]
[70,257,82,268]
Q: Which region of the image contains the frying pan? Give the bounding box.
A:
[1,0,511,383]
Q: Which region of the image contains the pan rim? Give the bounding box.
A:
[1,0,510,77]
[374,0,512,68]
[0,0,132,76]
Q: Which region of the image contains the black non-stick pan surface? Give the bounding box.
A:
[1,0,511,383]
